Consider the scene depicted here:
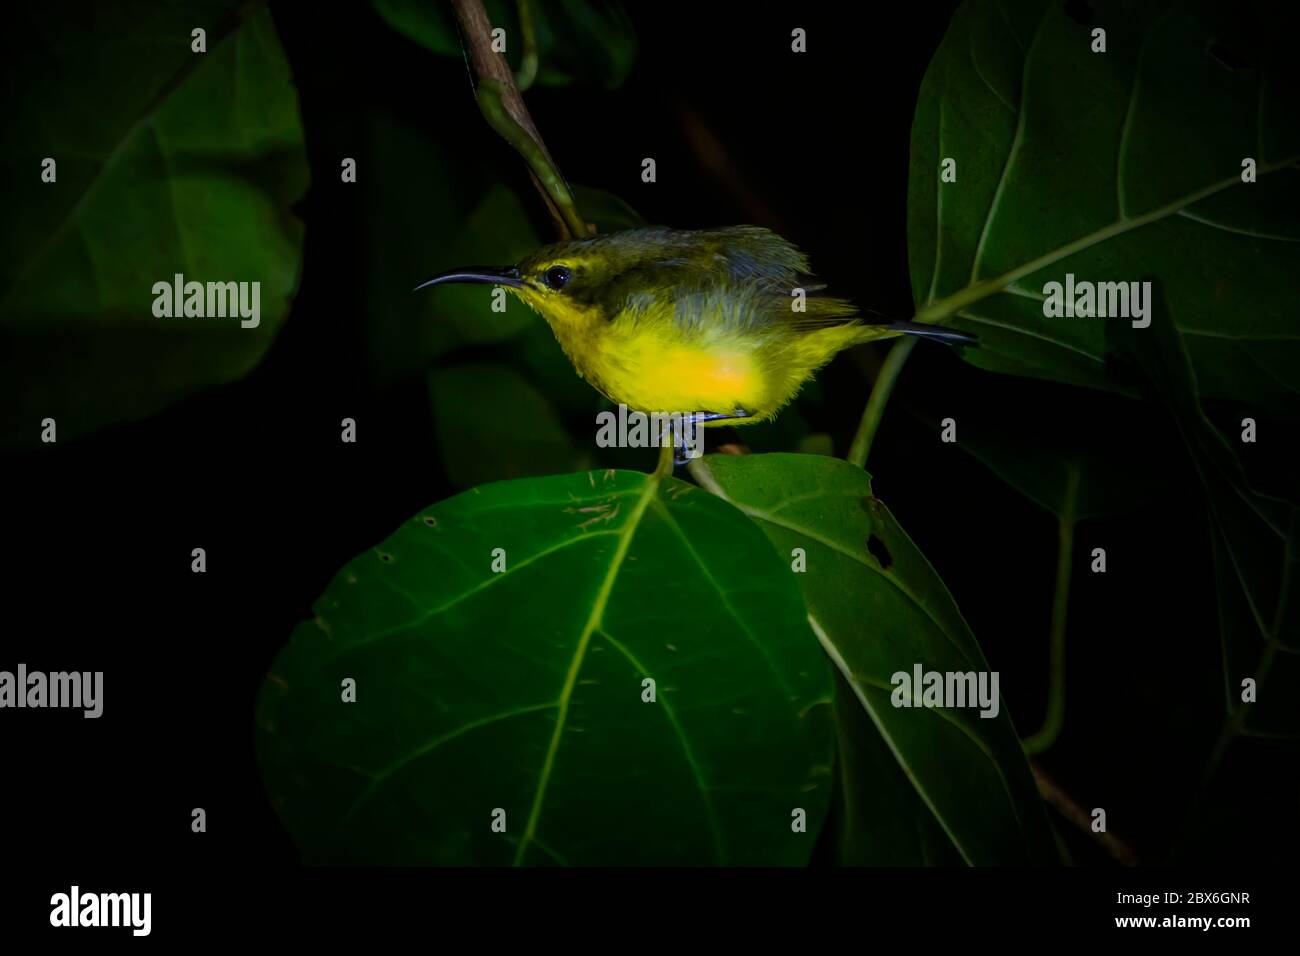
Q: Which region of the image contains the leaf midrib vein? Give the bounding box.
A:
[512,473,663,865]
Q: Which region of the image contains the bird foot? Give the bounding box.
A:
[667,408,754,466]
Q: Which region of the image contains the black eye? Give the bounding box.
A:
[544,265,572,290]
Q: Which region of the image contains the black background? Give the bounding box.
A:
[2,0,1295,926]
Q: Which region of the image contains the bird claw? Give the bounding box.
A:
[664,408,755,468]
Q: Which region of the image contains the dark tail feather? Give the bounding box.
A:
[888,321,976,346]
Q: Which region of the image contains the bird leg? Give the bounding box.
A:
[693,409,752,423]
[669,408,754,466]
[669,417,696,467]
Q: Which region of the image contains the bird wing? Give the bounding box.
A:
[741,275,868,335]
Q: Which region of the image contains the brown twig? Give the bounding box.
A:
[1032,761,1139,866]
[450,0,588,238]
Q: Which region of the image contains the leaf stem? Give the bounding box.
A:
[1023,465,1079,755]
[653,437,674,478]
[474,79,587,238]
[450,0,587,239]
[515,0,538,91]
[846,337,916,469]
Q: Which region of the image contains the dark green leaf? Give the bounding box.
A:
[828,670,964,865]
[693,453,1056,864]
[572,183,647,233]
[0,1,308,444]
[371,0,466,57]
[909,0,1300,412]
[257,469,833,865]
[1106,291,1297,746]
[532,0,637,90]
[908,407,1175,520]
[1211,519,1299,740]
[428,362,588,487]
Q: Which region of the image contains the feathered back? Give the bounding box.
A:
[519,226,860,335]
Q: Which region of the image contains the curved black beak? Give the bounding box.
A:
[413,266,522,292]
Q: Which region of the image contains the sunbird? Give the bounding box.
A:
[417,226,971,450]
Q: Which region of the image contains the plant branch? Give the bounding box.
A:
[1024,465,1079,755]
[1032,761,1138,866]
[474,80,586,238]
[450,0,587,239]
[847,337,916,469]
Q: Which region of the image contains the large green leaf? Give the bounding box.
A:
[693,453,1056,864]
[256,469,833,865]
[373,0,637,90]
[1105,292,1297,746]
[0,1,308,444]
[908,0,1300,411]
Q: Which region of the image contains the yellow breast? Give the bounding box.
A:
[581,321,773,414]
[515,286,867,422]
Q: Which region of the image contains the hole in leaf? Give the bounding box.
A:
[867,534,893,570]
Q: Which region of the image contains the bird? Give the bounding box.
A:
[416,225,972,446]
